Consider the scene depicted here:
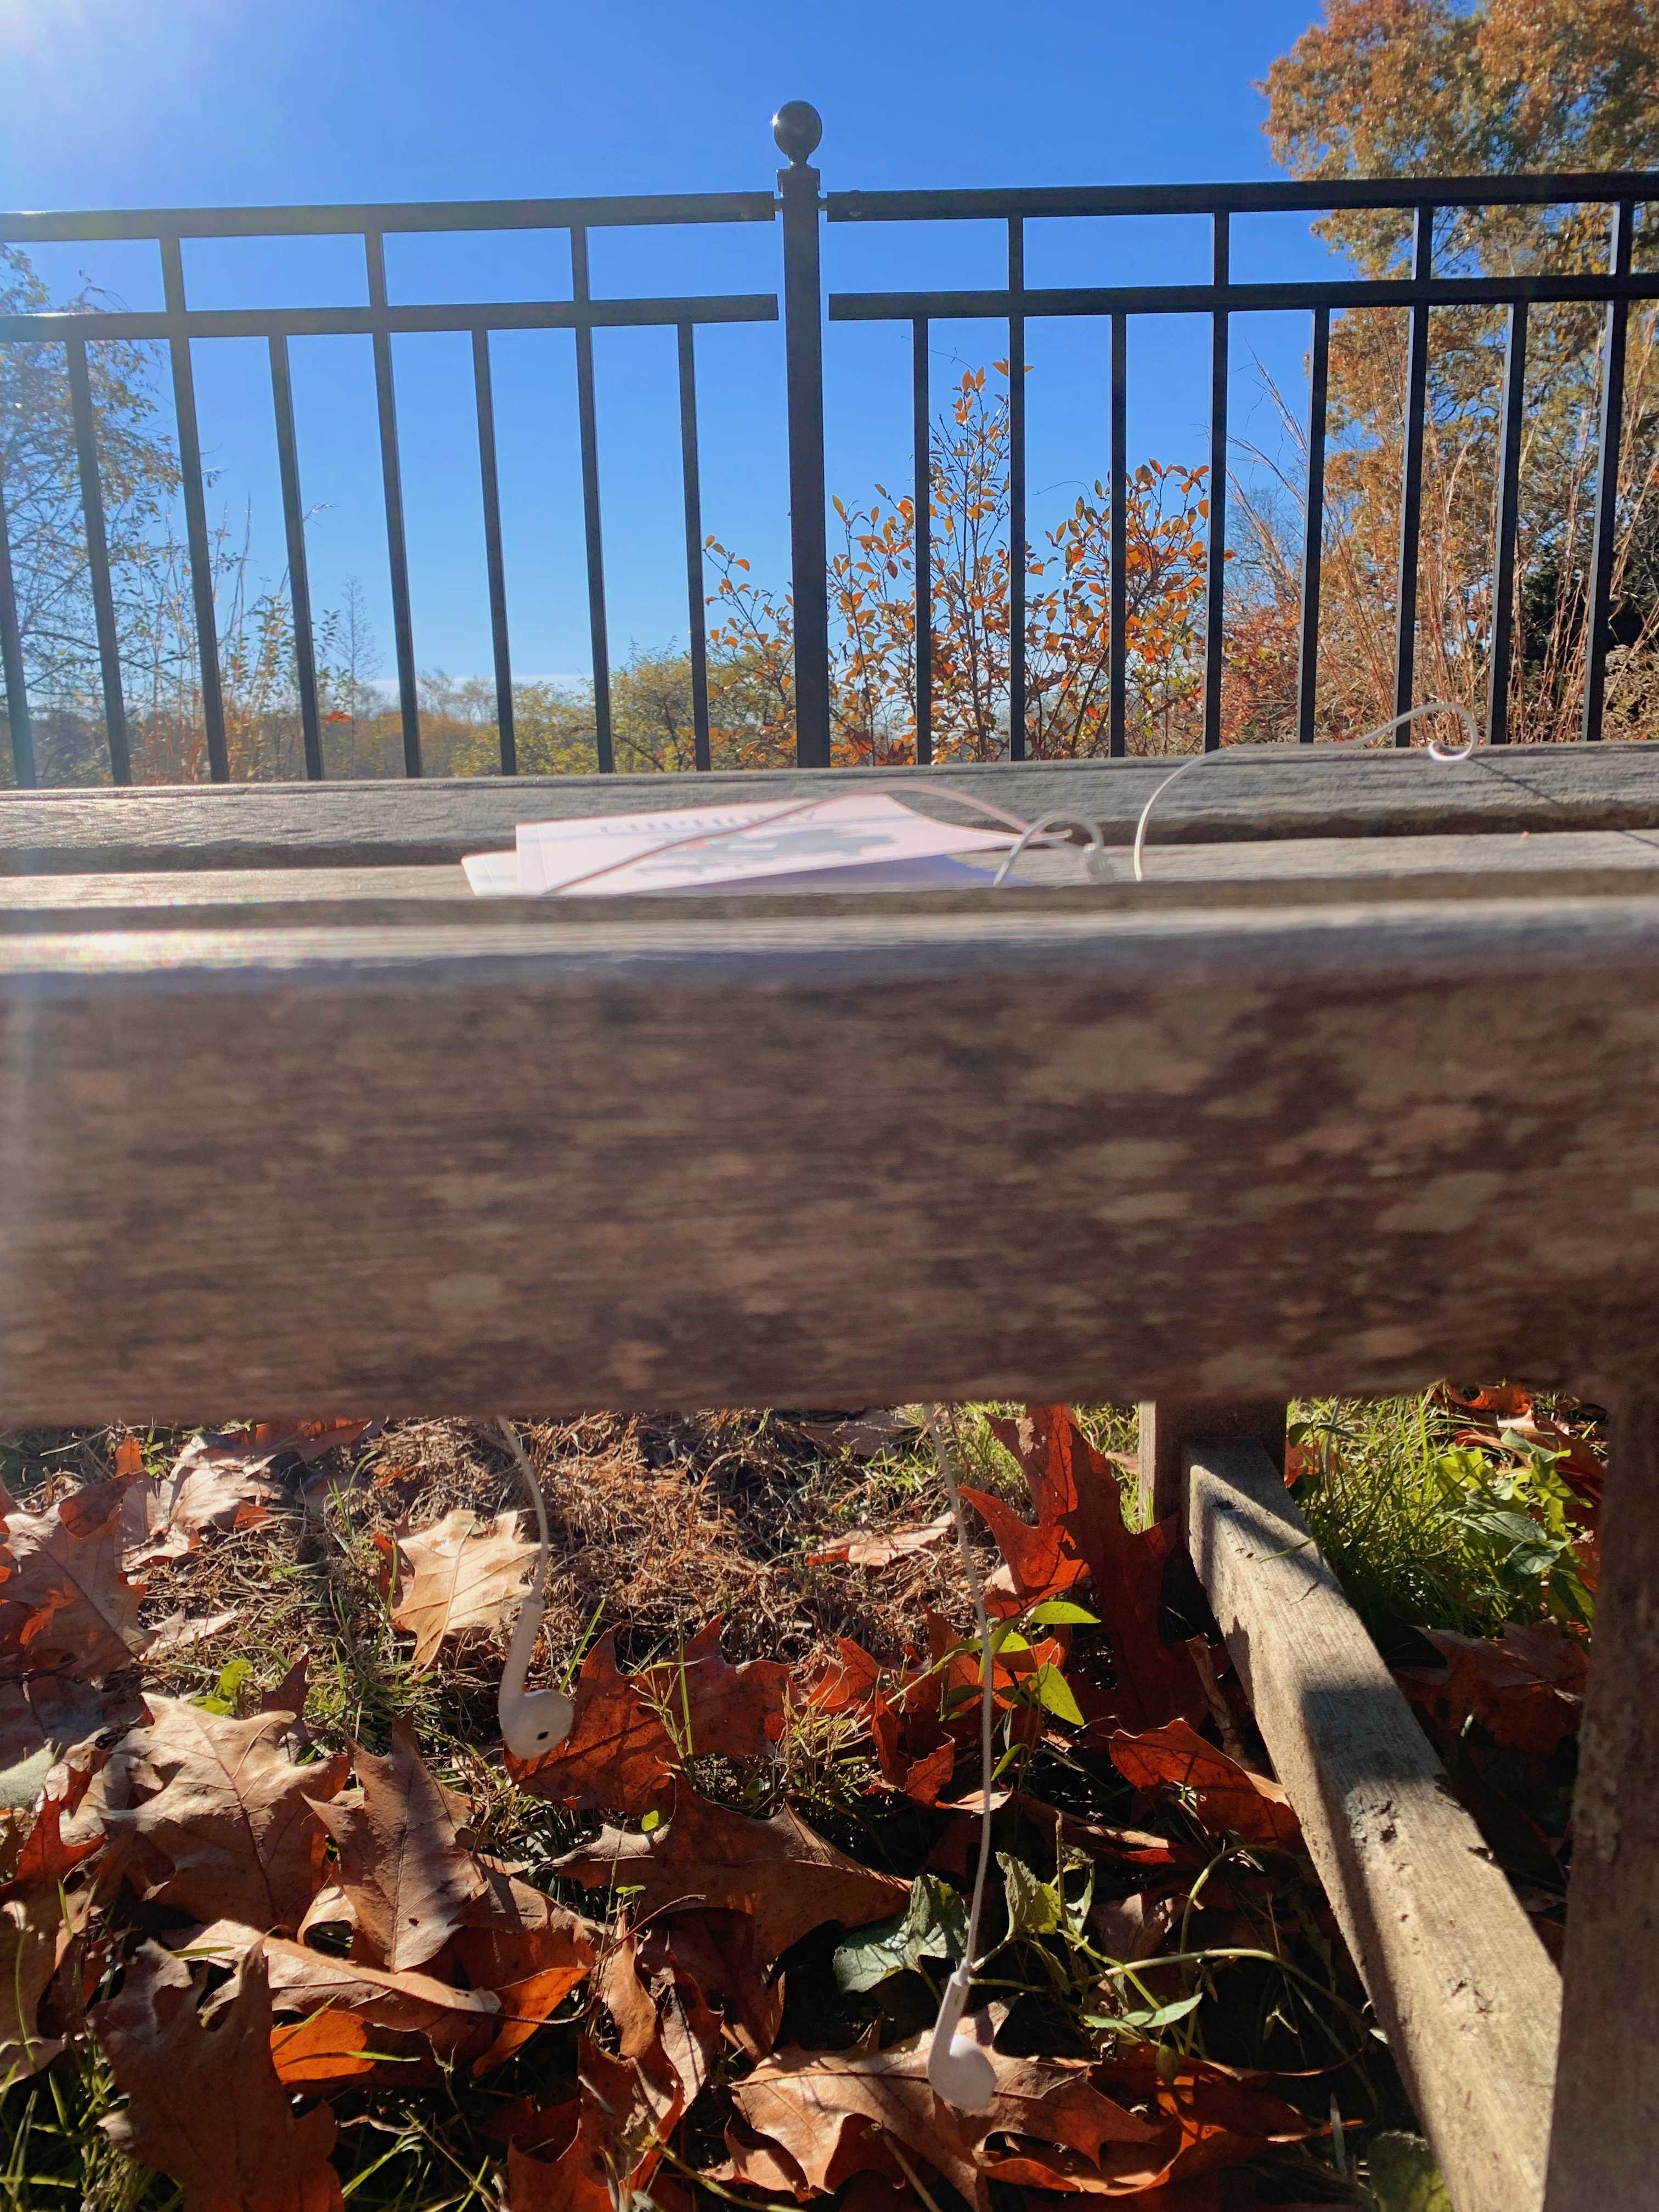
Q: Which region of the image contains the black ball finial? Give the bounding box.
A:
[772,100,823,165]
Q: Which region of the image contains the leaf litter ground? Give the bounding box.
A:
[0,1391,1600,2211]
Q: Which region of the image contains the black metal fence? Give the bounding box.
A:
[1,101,1655,789]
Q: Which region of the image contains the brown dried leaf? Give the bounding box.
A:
[554,1785,908,1965]
[809,1514,954,1568]
[0,1485,149,1680]
[93,1941,344,2212]
[989,1408,1207,1733]
[0,1674,145,1808]
[508,2042,666,2212]
[379,1507,538,1672]
[185,1920,503,2089]
[732,2025,1317,2208]
[646,1906,783,2062]
[0,1876,72,2079]
[1395,1620,1588,1759]
[509,1631,677,1815]
[312,1720,487,1972]
[102,1695,348,1932]
[119,1431,291,1570]
[449,1876,598,2072]
[635,1616,791,1763]
[1109,1720,1300,1850]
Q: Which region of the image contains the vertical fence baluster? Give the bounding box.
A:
[471,329,516,776]
[364,233,421,778]
[775,103,830,769]
[676,320,712,774]
[1486,300,1528,748]
[1582,202,1634,744]
[1203,213,1230,752]
[1007,217,1027,760]
[269,336,324,781]
[0,473,34,788]
[1109,308,1127,759]
[159,236,229,782]
[65,334,131,785]
[912,316,932,767]
[569,226,614,775]
[1296,306,1330,745]
[1393,205,1433,735]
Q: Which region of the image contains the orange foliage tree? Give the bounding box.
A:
[708,363,1221,764]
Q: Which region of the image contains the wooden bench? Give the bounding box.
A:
[3,747,1657,2212]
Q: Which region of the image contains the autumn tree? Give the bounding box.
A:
[1257,0,1659,740]
[707,363,1217,765]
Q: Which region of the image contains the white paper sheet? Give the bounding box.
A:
[463,792,1014,898]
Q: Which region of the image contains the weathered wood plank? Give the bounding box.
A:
[10,827,1659,933]
[1543,1390,1659,2211]
[4,893,1659,1420]
[1186,1436,1560,2212]
[1136,1401,1284,1523]
[5,744,1659,874]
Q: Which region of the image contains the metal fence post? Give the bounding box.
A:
[775,100,831,769]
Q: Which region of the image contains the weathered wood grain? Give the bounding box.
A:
[1136,1401,1284,1523]
[1543,1390,1659,2212]
[10,825,1659,934]
[4,891,1659,1422]
[1186,1436,1560,2212]
[6,744,1659,874]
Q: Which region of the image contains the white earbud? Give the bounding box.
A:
[495,1419,574,1763]
[497,1592,574,1760]
[927,1964,996,2111]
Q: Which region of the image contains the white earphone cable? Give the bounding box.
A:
[1130,699,1479,883]
[925,1406,997,1976]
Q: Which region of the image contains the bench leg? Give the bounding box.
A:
[1188,1434,1560,2212]
[1137,1398,1285,1524]
[1543,1388,1659,2211]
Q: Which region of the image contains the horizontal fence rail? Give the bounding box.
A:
[0,188,778,788]
[828,166,1659,757]
[0,115,1654,787]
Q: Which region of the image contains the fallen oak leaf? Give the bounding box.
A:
[119,1430,290,1570]
[0,1895,67,2079]
[990,1408,1207,1734]
[179,1921,502,2089]
[312,1719,487,1972]
[553,1785,909,1966]
[731,2017,1170,2211]
[635,1616,791,1763]
[375,1506,538,1672]
[0,1674,145,1812]
[99,1695,348,1932]
[1109,1719,1300,1850]
[806,1636,884,1719]
[646,1905,783,2061]
[599,1926,720,2125]
[1395,1620,1587,1760]
[509,1630,677,1815]
[448,1872,599,2072]
[808,1514,954,1568]
[0,1484,149,1679]
[508,2040,668,2212]
[93,1940,344,2212]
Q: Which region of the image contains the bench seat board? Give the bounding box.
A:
[7,743,1659,873]
[3,890,1657,1422]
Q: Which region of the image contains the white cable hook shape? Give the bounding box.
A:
[1130,699,1480,884]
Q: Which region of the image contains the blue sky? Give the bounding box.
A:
[0,0,1337,692]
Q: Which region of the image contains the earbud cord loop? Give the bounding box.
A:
[1131,698,1480,883]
